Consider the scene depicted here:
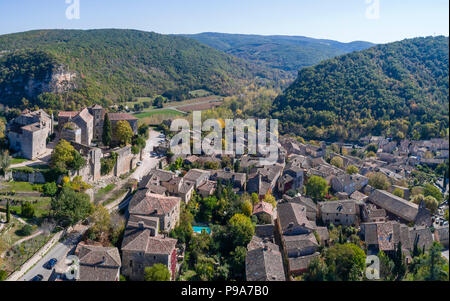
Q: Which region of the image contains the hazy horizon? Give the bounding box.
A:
[0,0,448,44]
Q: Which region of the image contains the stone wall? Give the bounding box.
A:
[12,170,46,184]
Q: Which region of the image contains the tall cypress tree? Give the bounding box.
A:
[6,200,10,223]
[102,113,112,147]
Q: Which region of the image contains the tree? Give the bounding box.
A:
[304,258,329,281]
[21,202,35,218]
[411,194,439,214]
[115,120,133,146]
[241,199,253,217]
[228,214,255,248]
[102,113,112,147]
[0,150,11,176]
[153,96,166,108]
[42,182,58,197]
[6,200,10,223]
[263,193,277,208]
[0,270,7,281]
[51,187,93,226]
[324,243,366,281]
[392,241,406,280]
[423,184,443,203]
[229,246,247,280]
[368,172,390,190]
[330,156,344,169]
[87,205,111,242]
[18,224,33,236]
[346,165,359,175]
[378,251,395,281]
[305,175,329,202]
[144,264,171,281]
[50,139,85,173]
[367,144,378,153]
[392,188,405,199]
[251,193,260,205]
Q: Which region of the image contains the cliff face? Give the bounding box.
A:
[0,50,78,106]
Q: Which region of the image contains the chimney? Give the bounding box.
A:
[138,221,145,229]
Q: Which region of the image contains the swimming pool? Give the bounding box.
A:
[192,226,211,234]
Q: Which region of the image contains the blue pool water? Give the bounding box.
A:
[192,226,211,234]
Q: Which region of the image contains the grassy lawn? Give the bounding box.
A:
[10,158,29,165]
[189,89,213,98]
[135,109,187,125]
[0,182,42,193]
[102,188,128,206]
[9,198,51,219]
[94,184,117,203]
[134,109,185,119]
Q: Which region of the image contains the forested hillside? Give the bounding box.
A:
[272,36,449,141]
[183,32,374,78]
[0,29,268,110]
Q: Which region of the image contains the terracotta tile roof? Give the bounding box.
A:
[75,243,121,281]
[246,236,286,281]
[58,111,79,118]
[369,189,418,222]
[253,201,274,216]
[129,193,181,216]
[108,113,138,121]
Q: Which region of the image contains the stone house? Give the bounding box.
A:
[277,203,316,236]
[183,169,210,188]
[108,113,139,135]
[162,177,195,203]
[319,200,361,226]
[252,201,274,224]
[74,242,121,281]
[331,173,368,195]
[368,189,431,226]
[128,191,181,233]
[212,170,247,191]
[7,109,53,160]
[197,180,217,198]
[245,236,286,281]
[121,219,177,281]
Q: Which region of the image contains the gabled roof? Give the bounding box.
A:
[246,237,285,281]
[75,243,121,281]
[129,193,181,216]
[121,225,176,255]
[108,113,138,121]
[319,200,359,215]
[277,203,315,233]
[253,201,274,216]
[369,190,418,222]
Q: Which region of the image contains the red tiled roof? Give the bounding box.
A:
[59,111,79,118]
[108,113,138,121]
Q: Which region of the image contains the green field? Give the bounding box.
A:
[135,109,185,119]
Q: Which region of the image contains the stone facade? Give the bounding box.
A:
[7,110,53,160]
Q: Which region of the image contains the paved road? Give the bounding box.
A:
[132,129,164,181]
[19,228,86,281]
[16,130,163,281]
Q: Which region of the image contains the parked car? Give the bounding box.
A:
[45,258,58,270]
[30,274,44,281]
[137,161,142,167]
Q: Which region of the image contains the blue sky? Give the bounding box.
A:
[0,0,448,43]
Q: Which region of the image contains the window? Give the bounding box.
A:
[130,260,133,267]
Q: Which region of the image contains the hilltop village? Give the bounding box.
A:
[0,107,448,281]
